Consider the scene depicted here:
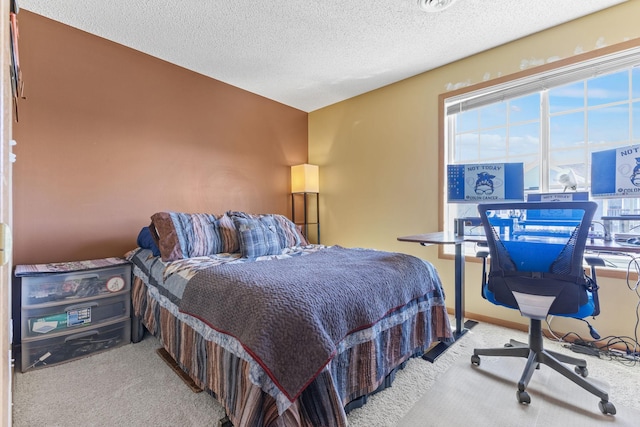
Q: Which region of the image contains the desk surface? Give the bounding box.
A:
[397,231,640,254]
[585,239,640,254]
[397,232,464,245]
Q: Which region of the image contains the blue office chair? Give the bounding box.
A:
[471,201,616,415]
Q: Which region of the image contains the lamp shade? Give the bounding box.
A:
[291,164,319,193]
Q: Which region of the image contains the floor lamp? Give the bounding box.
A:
[291,164,320,244]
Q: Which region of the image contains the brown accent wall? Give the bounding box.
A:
[12,11,308,265]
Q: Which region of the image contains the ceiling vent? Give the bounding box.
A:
[418,0,458,13]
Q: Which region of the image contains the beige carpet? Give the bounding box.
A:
[12,320,640,426]
[12,335,226,427]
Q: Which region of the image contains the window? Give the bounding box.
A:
[443,45,640,268]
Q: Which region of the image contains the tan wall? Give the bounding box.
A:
[309,1,640,340]
[12,11,308,265]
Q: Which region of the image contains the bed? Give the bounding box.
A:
[127,211,453,427]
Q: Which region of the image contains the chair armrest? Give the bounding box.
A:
[476,250,490,259]
[476,250,490,300]
[584,256,606,268]
[583,256,604,317]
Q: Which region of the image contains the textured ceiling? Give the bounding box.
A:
[19,0,627,112]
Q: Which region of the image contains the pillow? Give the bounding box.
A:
[218,213,240,253]
[295,224,309,246]
[150,212,224,261]
[271,214,304,248]
[227,211,306,248]
[226,210,256,219]
[232,215,283,258]
[137,226,161,257]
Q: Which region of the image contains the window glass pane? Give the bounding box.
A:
[633,67,640,100]
[456,109,479,133]
[524,164,540,191]
[619,198,640,215]
[448,203,480,221]
[601,199,640,217]
[550,112,585,148]
[479,101,507,128]
[478,128,506,160]
[455,133,478,162]
[549,150,588,190]
[549,81,584,113]
[588,105,629,145]
[508,122,539,155]
[509,93,540,123]
[587,70,629,107]
[508,154,539,191]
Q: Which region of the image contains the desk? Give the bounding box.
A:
[397,232,640,362]
[397,232,478,361]
[584,239,640,254]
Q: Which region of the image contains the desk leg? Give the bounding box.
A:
[422,242,477,362]
[454,242,469,338]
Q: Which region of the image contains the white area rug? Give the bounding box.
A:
[398,356,638,426]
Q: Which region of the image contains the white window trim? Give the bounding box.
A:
[445,46,640,116]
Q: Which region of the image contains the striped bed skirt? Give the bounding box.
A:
[131,276,451,426]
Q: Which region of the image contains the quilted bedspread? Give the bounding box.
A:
[179,245,445,402]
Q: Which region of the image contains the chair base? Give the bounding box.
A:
[470,319,616,415]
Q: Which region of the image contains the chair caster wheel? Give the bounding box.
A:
[599,400,616,415]
[517,390,530,405]
[574,366,588,377]
[471,354,480,366]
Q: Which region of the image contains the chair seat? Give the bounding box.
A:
[484,286,596,319]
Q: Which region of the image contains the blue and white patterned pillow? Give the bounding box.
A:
[227,211,307,249]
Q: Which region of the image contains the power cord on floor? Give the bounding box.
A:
[543,252,640,367]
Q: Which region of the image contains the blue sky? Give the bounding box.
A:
[453,68,640,191]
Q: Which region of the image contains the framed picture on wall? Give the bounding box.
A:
[10,0,23,121]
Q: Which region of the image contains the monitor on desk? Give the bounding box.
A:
[526,192,590,222]
[447,162,524,204]
[591,144,640,198]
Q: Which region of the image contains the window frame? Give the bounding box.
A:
[437,39,640,275]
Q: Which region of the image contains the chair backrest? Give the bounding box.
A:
[478,201,597,319]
